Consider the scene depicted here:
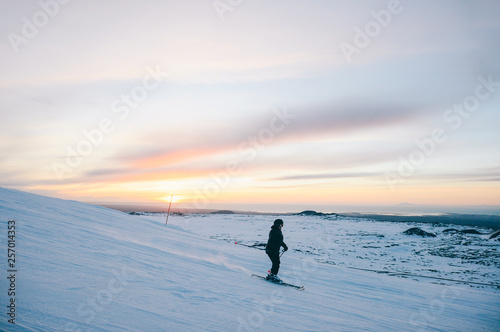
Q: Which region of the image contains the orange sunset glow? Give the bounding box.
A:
[1,1,500,214]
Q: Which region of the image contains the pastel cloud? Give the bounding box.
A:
[1,0,499,209]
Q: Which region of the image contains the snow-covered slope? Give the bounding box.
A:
[0,187,499,331]
[158,213,500,290]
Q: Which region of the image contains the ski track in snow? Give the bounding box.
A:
[0,187,499,331]
[160,213,500,291]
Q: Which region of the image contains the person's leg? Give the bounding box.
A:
[266,250,273,272]
[268,251,280,275]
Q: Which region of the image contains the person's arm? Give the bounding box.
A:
[282,242,288,251]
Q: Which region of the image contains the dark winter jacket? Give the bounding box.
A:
[265,225,288,253]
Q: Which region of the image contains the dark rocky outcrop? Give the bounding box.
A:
[210,210,235,214]
[295,210,338,217]
[459,229,483,235]
[295,210,327,216]
[489,229,500,240]
[443,228,483,235]
[403,227,436,237]
[128,211,143,215]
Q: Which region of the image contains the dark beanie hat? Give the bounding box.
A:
[273,219,284,226]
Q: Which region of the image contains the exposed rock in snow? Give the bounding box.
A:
[489,229,500,240]
[403,227,437,237]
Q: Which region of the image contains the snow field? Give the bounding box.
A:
[0,187,499,331]
[162,213,499,289]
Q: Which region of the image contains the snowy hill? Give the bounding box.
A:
[0,188,499,331]
[161,212,500,289]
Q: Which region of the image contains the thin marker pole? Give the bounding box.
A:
[165,194,173,225]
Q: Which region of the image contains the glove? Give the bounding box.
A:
[283,245,288,252]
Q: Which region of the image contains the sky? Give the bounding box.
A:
[1,0,500,212]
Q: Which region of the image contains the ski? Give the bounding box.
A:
[251,274,305,291]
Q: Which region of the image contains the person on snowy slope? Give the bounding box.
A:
[265,219,288,282]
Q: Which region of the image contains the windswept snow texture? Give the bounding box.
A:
[0,188,498,331]
[159,213,500,290]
